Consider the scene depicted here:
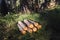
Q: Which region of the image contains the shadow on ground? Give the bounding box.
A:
[40,8,60,40]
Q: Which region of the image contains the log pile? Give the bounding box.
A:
[17,19,42,34]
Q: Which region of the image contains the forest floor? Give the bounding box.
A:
[0,5,60,40]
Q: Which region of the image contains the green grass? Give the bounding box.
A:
[0,13,50,40]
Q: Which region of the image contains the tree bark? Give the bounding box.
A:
[24,19,34,28]
[18,21,27,31]
[17,24,26,34]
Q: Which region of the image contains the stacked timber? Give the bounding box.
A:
[17,19,42,34]
[27,28,33,33]
[28,20,42,29]
[32,27,37,32]
[18,21,27,31]
[17,24,26,34]
[24,20,34,28]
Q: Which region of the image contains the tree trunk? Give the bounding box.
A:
[0,0,8,16]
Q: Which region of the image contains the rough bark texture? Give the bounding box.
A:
[0,0,57,15]
[24,20,34,28]
[18,21,27,31]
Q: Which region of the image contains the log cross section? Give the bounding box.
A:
[28,20,39,26]
[24,20,34,28]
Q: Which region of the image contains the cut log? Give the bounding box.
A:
[32,27,37,32]
[17,24,26,34]
[27,28,33,33]
[36,25,42,29]
[28,20,42,29]
[24,20,34,28]
[18,21,27,31]
[28,20,39,27]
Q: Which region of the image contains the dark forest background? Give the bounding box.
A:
[0,0,60,40]
[0,0,60,16]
